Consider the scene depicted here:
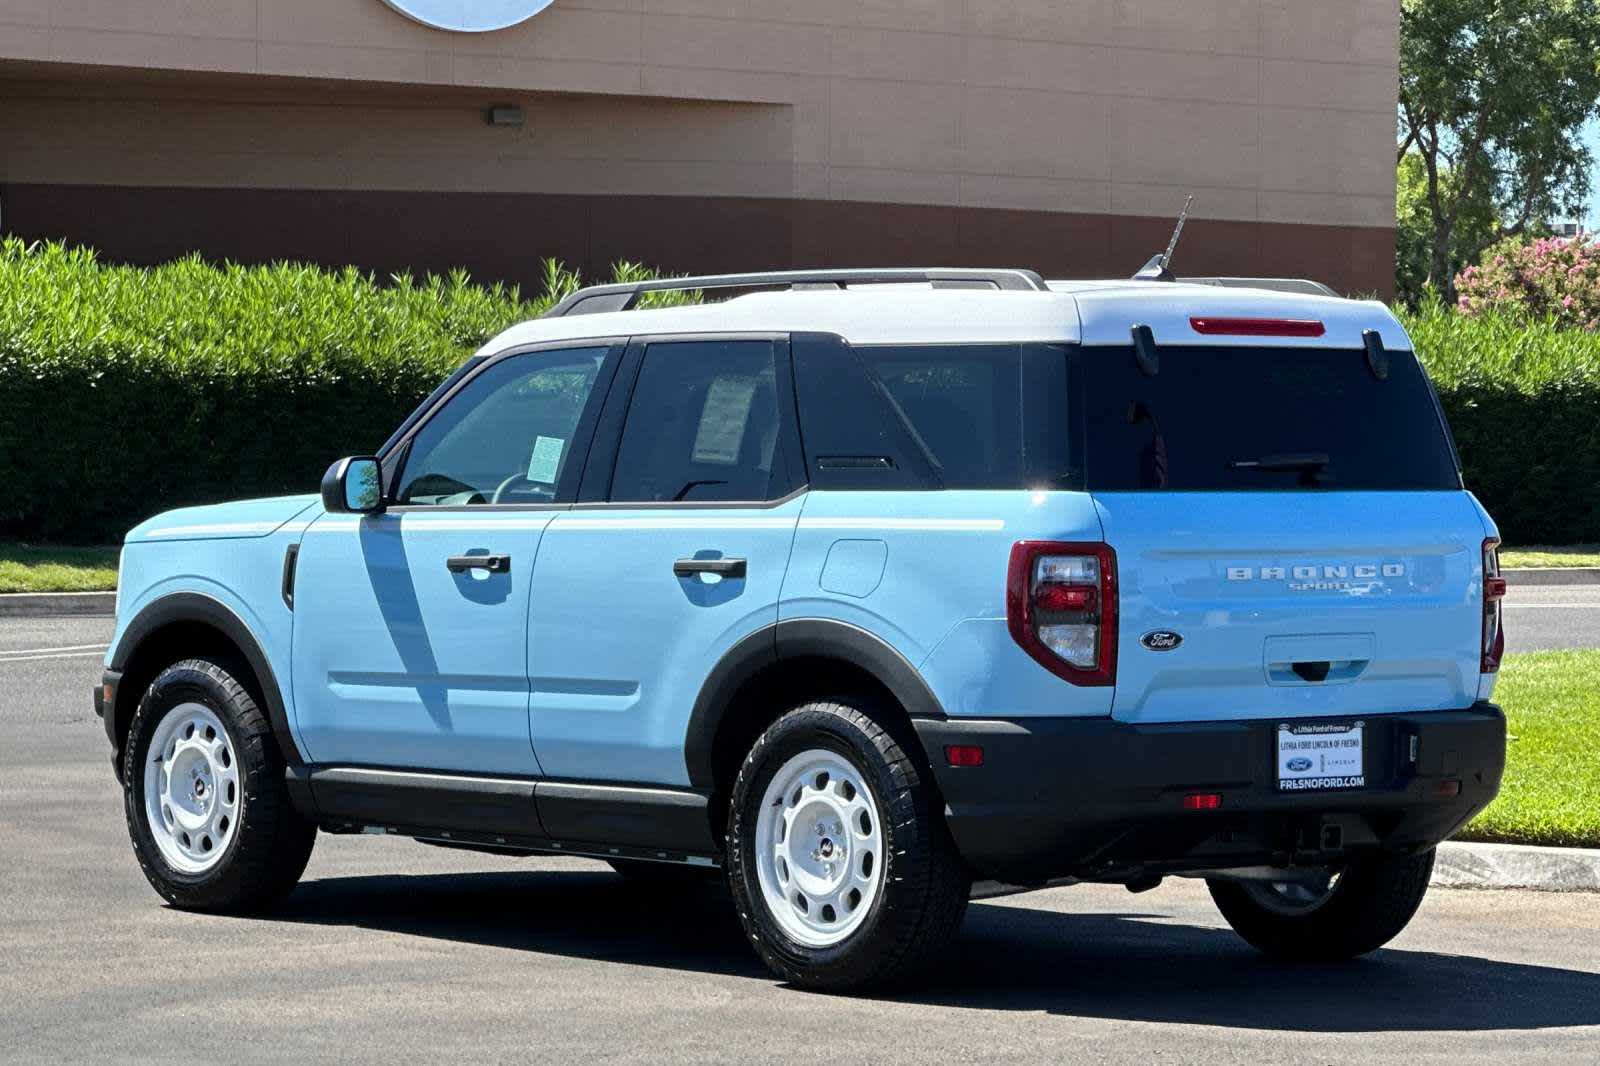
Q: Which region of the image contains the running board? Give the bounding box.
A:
[290,766,718,858]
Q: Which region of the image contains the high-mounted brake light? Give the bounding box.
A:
[1189,316,1326,337]
[1007,541,1117,686]
[1481,537,1506,673]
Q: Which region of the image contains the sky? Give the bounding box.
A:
[1586,119,1600,230]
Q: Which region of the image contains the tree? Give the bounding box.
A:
[1398,0,1600,299]
[1395,152,1497,305]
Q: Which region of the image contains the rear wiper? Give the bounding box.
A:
[1227,452,1330,486]
[1226,452,1329,473]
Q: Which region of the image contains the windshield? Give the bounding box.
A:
[1080,344,1461,491]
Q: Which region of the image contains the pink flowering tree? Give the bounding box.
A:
[1455,235,1600,331]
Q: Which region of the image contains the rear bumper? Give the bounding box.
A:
[914,704,1506,884]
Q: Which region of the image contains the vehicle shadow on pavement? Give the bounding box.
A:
[900,900,1600,1032]
[273,869,1600,1033]
[276,869,768,979]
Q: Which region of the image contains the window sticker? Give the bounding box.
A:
[527,435,565,483]
[692,377,758,465]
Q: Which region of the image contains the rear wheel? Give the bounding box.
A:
[1207,849,1435,960]
[123,658,316,912]
[727,700,970,991]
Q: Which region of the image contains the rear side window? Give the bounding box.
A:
[792,334,1075,490]
[1081,345,1461,491]
[609,340,784,503]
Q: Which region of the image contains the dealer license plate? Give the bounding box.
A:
[1276,721,1365,792]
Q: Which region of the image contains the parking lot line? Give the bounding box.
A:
[0,647,108,663]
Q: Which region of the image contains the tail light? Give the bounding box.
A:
[1007,541,1117,686]
[1481,537,1506,673]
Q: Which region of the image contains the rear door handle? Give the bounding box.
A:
[447,554,511,574]
[673,557,747,578]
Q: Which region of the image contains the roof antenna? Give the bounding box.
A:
[1133,195,1193,282]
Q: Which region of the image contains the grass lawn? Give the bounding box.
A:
[1501,545,1600,569]
[1460,649,1600,849]
[0,543,119,593]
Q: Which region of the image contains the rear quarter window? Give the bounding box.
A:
[792,334,1076,490]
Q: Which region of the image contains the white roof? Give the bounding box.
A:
[1063,282,1410,350]
[480,280,1410,355]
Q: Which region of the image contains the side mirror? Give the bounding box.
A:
[321,456,385,514]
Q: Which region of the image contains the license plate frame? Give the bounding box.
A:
[1275,720,1366,792]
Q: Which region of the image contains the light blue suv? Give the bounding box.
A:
[98,268,1507,990]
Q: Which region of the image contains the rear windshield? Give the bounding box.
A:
[1081,345,1460,491]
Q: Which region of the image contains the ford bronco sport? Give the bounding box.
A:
[98,267,1506,991]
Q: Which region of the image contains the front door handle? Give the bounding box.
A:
[447,554,511,574]
[673,557,747,579]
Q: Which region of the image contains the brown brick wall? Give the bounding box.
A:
[2,183,1395,297]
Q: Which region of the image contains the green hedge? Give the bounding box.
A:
[0,242,606,542]
[4,239,1600,544]
[1401,302,1600,544]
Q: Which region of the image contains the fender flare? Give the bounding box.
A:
[683,617,947,790]
[109,591,304,770]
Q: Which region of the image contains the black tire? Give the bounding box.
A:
[727,699,970,991]
[122,658,316,912]
[1207,848,1436,961]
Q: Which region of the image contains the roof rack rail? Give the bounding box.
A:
[543,267,1049,317]
[1180,276,1341,298]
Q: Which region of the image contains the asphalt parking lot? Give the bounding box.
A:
[2,604,1597,1064]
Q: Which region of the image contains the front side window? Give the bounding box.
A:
[396,346,611,505]
[610,340,782,503]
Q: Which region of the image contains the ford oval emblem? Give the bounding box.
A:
[381,0,554,32]
[1140,630,1183,651]
[1287,757,1314,772]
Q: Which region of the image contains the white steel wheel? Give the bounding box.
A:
[1241,870,1342,916]
[142,702,242,875]
[753,748,884,948]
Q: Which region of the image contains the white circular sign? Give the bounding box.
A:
[381,0,554,32]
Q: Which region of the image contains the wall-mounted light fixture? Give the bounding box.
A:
[486,105,524,128]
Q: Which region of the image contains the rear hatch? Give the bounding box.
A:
[1080,335,1490,724]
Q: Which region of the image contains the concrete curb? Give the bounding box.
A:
[1504,567,1600,586]
[1434,841,1600,892]
[0,592,115,617]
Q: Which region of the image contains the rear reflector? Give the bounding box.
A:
[945,745,984,768]
[1182,793,1223,811]
[1189,316,1326,337]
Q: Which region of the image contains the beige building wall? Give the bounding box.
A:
[0,0,1400,292]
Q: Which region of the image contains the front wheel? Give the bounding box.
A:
[727,700,970,991]
[123,658,316,912]
[1207,848,1436,961]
